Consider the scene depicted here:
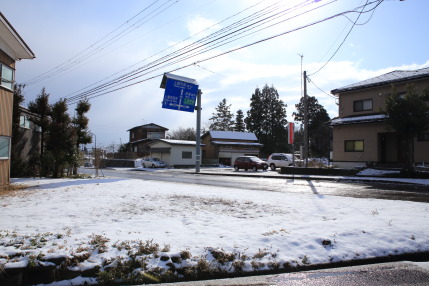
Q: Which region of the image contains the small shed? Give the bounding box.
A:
[149,139,204,167]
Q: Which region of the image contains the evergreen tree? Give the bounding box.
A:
[209,98,234,131]
[11,84,25,159]
[293,96,331,158]
[46,99,76,177]
[234,109,246,132]
[72,100,92,174]
[384,84,429,165]
[28,88,51,156]
[245,84,288,155]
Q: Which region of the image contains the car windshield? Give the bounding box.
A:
[250,157,263,162]
[152,158,160,161]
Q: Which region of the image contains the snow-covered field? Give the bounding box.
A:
[1,177,429,285]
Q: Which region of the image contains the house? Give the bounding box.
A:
[0,12,35,185]
[329,67,429,169]
[126,123,168,157]
[149,139,204,167]
[201,131,262,166]
[13,106,42,160]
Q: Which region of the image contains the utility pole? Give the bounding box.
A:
[195,89,202,173]
[303,70,309,168]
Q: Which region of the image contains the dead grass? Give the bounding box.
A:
[0,184,31,197]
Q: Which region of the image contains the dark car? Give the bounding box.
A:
[233,156,268,171]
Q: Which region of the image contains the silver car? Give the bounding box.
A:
[142,157,166,168]
[267,153,302,170]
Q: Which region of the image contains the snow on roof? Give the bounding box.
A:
[157,139,202,146]
[331,67,429,94]
[205,131,258,141]
[329,114,387,126]
[211,141,263,146]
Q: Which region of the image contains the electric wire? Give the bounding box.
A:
[66,0,383,104]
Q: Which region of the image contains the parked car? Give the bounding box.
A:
[142,157,166,168]
[267,153,303,170]
[233,156,268,171]
[84,163,92,167]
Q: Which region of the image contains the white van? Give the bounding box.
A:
[267,153,302,170]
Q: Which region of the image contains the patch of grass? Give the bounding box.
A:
[371,209,379,215]
[0,184,30,197]
[253,249,269,259]
[137,239,159,256]
[89,234,110,253]
[209,248,236,265]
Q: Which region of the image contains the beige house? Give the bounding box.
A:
[0,12,35,185]
[149,139,203,167]
[201,131,262,166]
[329,67,429,169]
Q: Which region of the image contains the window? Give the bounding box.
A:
[148,132,162,139]
[345,140,364,152]
[353,99,373,112]
[244,146,254,150]
[19,115,31,129]
[417,132,429,141]
[0,137,11,159]
[182,151,192,159]
[0,63,14,90]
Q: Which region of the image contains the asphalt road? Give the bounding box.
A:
[80,167,429,203]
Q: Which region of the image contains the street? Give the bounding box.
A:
[80,167,429,203]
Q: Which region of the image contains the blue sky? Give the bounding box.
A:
[3,0,429,148]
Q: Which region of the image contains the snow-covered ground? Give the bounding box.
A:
[1,177,429,285]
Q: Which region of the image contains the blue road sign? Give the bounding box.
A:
[162,77,199,113]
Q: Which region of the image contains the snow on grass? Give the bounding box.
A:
[1,177,429,284]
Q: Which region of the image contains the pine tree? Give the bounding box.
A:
[384,84,429,166]
[234,109,246,132]
[28,88,51,156]
[72,100,92,174]
[245,84,288,155]
[293,96,331,158]
[46,99,76,177]
[209,98,234,131]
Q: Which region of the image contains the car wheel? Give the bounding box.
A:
[270,164,276,171]
[244,169,248,171]
[234,165,239,171]
[152,164,155,168]
[252,166,257,171]
[143,164,146,168]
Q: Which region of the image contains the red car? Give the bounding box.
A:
[233,156,268,171]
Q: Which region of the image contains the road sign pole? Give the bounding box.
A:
[196,89,202,173]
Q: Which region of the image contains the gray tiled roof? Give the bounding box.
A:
[205,131,258,141]
[331,67,429,94]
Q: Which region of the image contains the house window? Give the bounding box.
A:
[35,124,42,132]
[244,146,254,150]
[0,136,11,159]
[417,132,429,141]
[19,115,31,129]
[148,132,162,139]
[223,145,232,149]
[131,132,135,139]
[0,63,14,90]
[182,151,192,159]
[353,99,372,112]
[345,140,364,152]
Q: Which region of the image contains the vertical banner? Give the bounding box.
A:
[288,122,294,145]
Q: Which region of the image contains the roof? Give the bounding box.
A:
[211,141,262,146]
[153,139,205,146]
[328,114,387,126]
[203,131,258,141]
[0,12,35,60]
[127,123,168,132]
[331,67,429,94]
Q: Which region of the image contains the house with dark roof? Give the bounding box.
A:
[0,12,35,185]
[329,67,429,168]
[126,123,168,157]
[201,131,262,166]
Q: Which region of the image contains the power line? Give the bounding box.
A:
[67,0,381,104]
[66,0,333,103]
[23,0,178,86]
[308,0,383,76]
